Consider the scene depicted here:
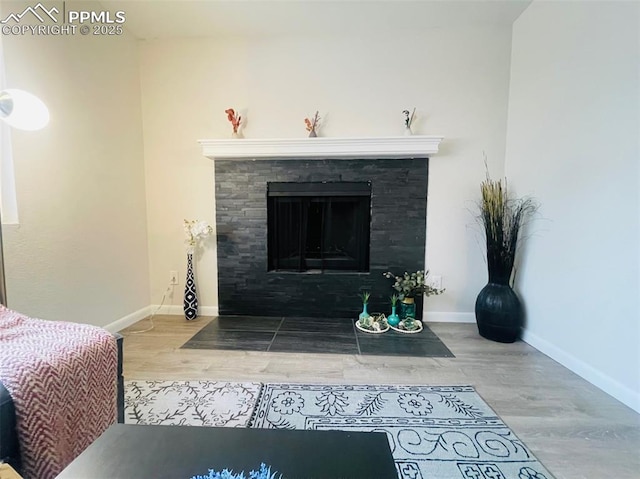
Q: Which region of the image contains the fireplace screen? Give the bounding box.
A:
[267,182,371,272]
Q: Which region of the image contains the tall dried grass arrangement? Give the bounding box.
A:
[478,174,537,285]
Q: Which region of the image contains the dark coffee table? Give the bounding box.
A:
[56,424,397,479]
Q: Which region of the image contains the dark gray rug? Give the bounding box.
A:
[181,315,454,358]
[126,381,553,479]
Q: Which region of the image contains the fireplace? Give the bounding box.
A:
[267,182,371,272]
[213,157,429,318]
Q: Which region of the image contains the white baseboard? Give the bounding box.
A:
[104,306,154,333]
[522,329,640,414]
[424,311,476,323]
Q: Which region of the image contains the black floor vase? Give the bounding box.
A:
[183,253,198,320]
[474,282,522,343]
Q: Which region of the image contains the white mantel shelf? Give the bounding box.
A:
[198,136,444,160]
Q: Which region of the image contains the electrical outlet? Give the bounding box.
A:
[430,275,442,289]
[169,270,178,285]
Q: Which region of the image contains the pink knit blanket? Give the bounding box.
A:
[0,306,117,479]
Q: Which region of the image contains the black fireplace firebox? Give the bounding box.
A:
[267,182,371,272]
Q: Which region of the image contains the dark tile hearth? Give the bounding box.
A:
[183,330,276,352]
[271,331,360,355]
[279,317,354,335]
[181,316,454,358]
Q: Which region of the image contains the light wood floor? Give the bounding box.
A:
[121,315,640,479]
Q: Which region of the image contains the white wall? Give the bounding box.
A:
[505,1,640,411]
[138,28,514,318]
[1,1,150,327]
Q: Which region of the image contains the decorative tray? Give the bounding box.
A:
[355,314,389,334]
[389,319,423,334]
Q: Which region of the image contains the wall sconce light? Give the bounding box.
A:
[0,89,49,131]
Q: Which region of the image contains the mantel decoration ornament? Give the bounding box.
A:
[225,108,242,138]
[304,110,321,137]
[183,219,213,320]
[383,270,444,321]
[402,107,416,135]
[475,169,537,343]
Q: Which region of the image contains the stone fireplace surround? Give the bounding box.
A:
[200,136,442,318]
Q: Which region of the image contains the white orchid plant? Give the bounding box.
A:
[184,219,213,254]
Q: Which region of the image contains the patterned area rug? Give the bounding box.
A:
[125,380,261,427]
[125,381,554,479]
[251,384,554,479]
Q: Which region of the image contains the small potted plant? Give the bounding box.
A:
[356,291,389,333]
[383,270,444,321]
[358,291,371,322]
[387,294,400,327]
